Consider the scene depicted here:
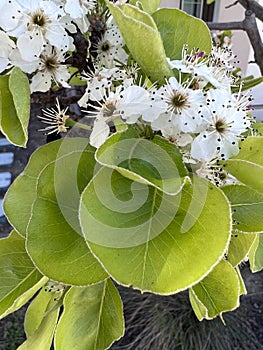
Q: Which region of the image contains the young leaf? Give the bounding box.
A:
[0,68,30,147]
[227,233,256,267]
[80,172,231,294]
[248,234,263,272]
[189,288,208,321]
[224,137,263,193]
[0,231,46,320]
[55,280,124,350]
[106,1,172,82]
[19,288,62,350]
[191,260,240,320]
[222,184,263,233]
[96,128,189,195]
[152,9,212,60]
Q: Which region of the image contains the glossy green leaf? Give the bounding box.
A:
[55,279,124,350]
[222,184,263,233]
[227,232,256,267]
[130,0,160,13]
[224,137,263,193]
[152,9,212,60]
[96,128,189,195]
[106,1,172,82]
[80,171,231,294]
[19,288,62,350]
[24,138,107,285]
[0,231,45,320]
[191,260,240,320]
[249,234,263,272]
[0,68,30,147]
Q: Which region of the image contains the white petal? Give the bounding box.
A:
[0,0,22,31]
[17,31,44,61]
[191,132,219,161]
[45,26,69,52]
[30,71,52,93]
[0,58,10,73]
[9,49,40,73]
[65,0,83,18]
[90,119,110,148]
[151,112,171,131]
[119,86,151,116]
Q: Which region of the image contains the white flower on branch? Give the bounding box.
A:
[156,76,205,133]
[30,45,70,92]
[191,89,251,161]
[1,0,74,61]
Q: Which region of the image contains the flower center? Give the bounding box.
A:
[215,120,226,132]
[30,11,48,28]
[44,56,58,71]
[171,92,186,107]
[101,41,111,52]
[102,101,117,118]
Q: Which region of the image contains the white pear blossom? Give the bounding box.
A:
[86,85,152,147]
[78,67,118,107]
[96,25,128,68]
[191,89,251,161]
[0,30,16,73]
[30,45,70,93]
[156,77,205,133]
[2,0,74,61]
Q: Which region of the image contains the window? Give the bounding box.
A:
[180,0,215,21]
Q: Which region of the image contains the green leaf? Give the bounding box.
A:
[4,138,107,285]
[222,184,263,233]
[249,234,263,272]
[0,231,46,320]
[227,232,256,267]
[19,288,62,350]
[189,288,207,321]
[0,68,30,147]
[3,140,65,237]
[80,172,231,294]
[130,0,160,14]
[152,9,212,60]
[25,138,107,285]
[96,128,189,195]
[106,1,172,82]
[55,280,124,350]
[232,76,263,92]
[252,121,263,136]
[235,266,247,296]
[224,137,263,193]
[191,260,240,320]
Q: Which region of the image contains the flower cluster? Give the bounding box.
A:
[77,44,252,185]
[0,0,127,92]
[0,0,253,187]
